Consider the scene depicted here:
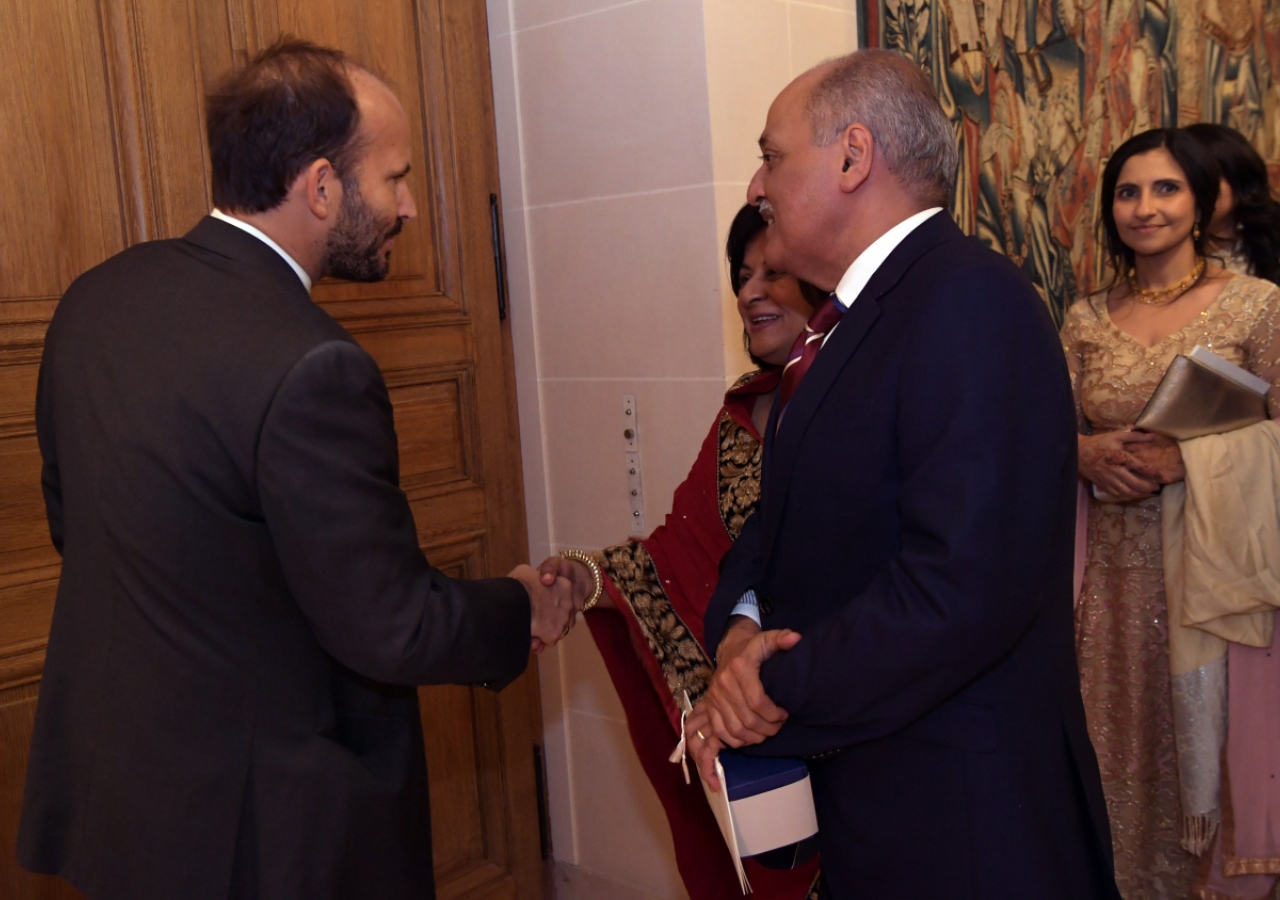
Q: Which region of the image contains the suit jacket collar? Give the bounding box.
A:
[841,209,967,313]
[760,212,968,556]
[183,216,313,300]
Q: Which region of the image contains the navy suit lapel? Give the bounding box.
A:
[760,213,966,559]
[761,296,880,555]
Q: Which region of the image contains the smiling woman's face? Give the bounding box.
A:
[1112,148,1198,258]
[736,233,815,367]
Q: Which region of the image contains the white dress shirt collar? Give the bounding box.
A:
[832,207,943,309]
[210,208,313,292]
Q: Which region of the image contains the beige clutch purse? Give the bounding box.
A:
[1135,345,1270,440]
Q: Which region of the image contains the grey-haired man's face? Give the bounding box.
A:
[747,70,847,291]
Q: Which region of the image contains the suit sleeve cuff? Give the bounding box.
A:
[731,589,762,627]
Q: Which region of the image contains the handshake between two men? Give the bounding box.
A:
[535,555,801,790]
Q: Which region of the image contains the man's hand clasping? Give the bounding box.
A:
[687,618,801,790]
[509,564,580,653]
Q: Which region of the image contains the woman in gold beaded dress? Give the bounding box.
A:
[1062,128,1280,899]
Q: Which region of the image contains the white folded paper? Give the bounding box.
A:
[700,753,819,895]
[702,757,751,893]
[668,693,818,894]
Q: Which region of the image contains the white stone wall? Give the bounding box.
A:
[485,2,858,895]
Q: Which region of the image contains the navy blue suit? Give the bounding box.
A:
[705,213,1120,899]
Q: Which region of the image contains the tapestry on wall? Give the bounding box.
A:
[859,0,1280,324]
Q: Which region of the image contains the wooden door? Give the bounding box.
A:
[0,2,545,899]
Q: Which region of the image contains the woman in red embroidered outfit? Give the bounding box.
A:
[555,205,821,900]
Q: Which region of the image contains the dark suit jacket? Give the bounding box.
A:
[18,217,531,900]
[705,213,1120,900]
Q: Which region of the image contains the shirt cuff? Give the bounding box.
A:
[731,589,762,627]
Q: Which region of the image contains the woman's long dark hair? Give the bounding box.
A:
[725,204,823,368]
[1185,122,1280,284]
[1099,128,1220,282]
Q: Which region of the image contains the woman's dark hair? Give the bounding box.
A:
[1185,122,1280,284]
[206,37,367,213]
[1099,128,1220,279]
[727,204,768,295]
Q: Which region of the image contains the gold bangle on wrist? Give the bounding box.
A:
[560,549,603,611]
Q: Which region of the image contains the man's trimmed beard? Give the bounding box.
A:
[323,175,403,283]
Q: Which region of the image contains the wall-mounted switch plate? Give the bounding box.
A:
[622,394,638,451]
[622,395,645,534]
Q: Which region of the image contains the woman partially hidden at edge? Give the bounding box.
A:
[1062,128,1280,899]
[543,204,822,900]
[1184,122,1280,285]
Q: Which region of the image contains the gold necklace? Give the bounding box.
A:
[1127,258,1206,305]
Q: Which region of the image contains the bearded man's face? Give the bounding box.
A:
[323,175,404,283]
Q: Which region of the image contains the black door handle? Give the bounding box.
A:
[489,193,508,321]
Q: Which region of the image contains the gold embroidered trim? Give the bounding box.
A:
[600,542,713,708]
[1193,884,1274,900]
[730,369,765,390]
[1223,858,1280,876]
[1218,741,1280,876]
[717,410,762,540]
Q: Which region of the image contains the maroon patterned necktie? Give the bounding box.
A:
[777,295,846,415]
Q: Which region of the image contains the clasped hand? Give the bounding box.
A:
[508,564,580,653]
[1079,429,1184,501]
[508,554,607,654]
[686,617,801,791]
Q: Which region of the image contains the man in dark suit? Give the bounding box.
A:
[685,51,1122,899]
[18,39,577,900]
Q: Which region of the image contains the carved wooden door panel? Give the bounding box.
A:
[0,2,543,899]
